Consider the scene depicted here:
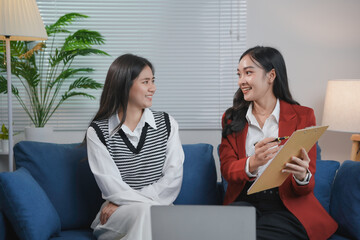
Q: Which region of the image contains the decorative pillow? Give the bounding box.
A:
[313,160,340,213]
[174,144,220,205]
[330,160,360,239]
[14,141,103,230]
[0,167,61,240]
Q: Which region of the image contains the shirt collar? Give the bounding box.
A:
[246,99,280,125]
[108,108,157,137]
[273,99,280,123]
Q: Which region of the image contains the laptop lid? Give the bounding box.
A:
[151,205,256,240]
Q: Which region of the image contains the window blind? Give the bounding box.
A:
[0,0,246,131]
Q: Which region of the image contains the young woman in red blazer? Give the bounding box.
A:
[220,46,337,240]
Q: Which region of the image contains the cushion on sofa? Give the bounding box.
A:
[0,167,61,240]
[313,160,340,213]
[14,141,103,230]
[174,143,220,205]
[330,160,360,239]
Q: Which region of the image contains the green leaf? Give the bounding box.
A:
[0,75,20,96]
[0,124,8,140]
[68,48,110,57]
[48,49,63,67]
[49,68,94,88]
[61,91,95,101]
[46,13,88,36]
[0,75,7,94]
[68,77,103,91]
[1,124,8,135]
[14,62,40,88]
[0,41,28,57]
[62,29,105,51]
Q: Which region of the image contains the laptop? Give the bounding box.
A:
[151,205,256,240]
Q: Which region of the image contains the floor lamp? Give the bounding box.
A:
[322,79,360,161]
[0,0,47,171]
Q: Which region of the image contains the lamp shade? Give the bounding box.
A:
[322,79,360,133]
[0,0,47,40]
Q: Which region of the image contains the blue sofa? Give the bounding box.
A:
[0,142,221,240]
[0,141,359,240]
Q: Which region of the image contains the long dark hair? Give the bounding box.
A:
[222,46,299,138]
[85,54,153,137]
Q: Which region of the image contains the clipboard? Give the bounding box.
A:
[247,125,328,195]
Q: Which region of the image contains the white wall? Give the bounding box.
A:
[246,0,360,162]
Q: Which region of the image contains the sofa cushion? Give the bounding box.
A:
[174,143,220,205]
[313,160,340,213]
[330,160,360,239]
[50,229,95,240]
[328,233,353,240]
[0,167,61,240]
[316,142,322,160]
[14,141,103,230]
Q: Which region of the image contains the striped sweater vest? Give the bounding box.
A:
[90,111,170,190]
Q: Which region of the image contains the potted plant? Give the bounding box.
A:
[0,124,19,153]
[0,13,108,139]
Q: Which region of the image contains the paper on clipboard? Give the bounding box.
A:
[247,125,328,195]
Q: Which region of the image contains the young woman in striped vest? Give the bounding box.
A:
[86,54,184,240]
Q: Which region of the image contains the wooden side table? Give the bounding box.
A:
[351,134,360,161]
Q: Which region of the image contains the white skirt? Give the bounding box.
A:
[91,202,152,240]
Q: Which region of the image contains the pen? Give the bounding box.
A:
[253,136,289,146]
[269,136,289,143]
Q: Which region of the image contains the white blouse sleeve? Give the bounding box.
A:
[86,127,158,205]
[137,115,185,205]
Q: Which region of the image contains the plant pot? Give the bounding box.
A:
[1,140,9,154]
[25,126,54,143]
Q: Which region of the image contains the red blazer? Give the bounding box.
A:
[219,100,337,240]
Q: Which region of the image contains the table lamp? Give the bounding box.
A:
[322,79,360,161]
[0,0,48,171]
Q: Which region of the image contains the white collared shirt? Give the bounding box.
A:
[109,108,157,148]
[86,108,184,205]
[245,99,310,184]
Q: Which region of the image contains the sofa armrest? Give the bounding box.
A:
[313,160,340,212]
[330,160,360,239]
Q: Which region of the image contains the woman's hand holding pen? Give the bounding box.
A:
[282,148,310,181]
[249,137,280,173]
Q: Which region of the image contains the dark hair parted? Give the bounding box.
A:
[222,46,299,138]
[91,53,154,126]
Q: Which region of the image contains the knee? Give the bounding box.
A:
[127,203,151,218]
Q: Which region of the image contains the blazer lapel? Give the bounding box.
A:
[235,101,297,154]
[236,124,248,159]
[279,100,297,141]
